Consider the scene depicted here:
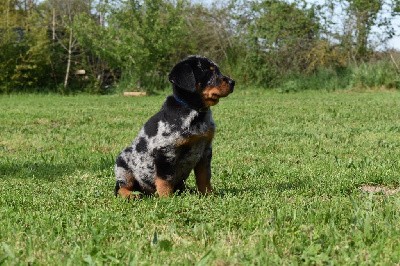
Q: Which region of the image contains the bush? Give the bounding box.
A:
[276,60,400,92]
[277,67,352,92]
[350,60,400,89]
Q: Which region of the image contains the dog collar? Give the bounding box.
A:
[173,95,209,113]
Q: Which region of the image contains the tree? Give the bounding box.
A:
[45,0,92,90]
[0,1,18,92]
[11,14,52,90]
[326,0,400,61]
[348,0,383,60]
[74,0,190,92]
[0,0,53,92]
[234,0,321,86]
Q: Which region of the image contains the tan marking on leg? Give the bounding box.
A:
[155,177,174,197]
[118,187,137,199]
[117,172,141,199]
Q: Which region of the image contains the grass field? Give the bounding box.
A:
[1,89,400,265]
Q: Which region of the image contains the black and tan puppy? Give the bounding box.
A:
[114,56,235,198]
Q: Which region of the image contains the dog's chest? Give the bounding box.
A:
[174,130,212,177]
[169,113,215,176]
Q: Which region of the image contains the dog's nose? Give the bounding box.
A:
[223,77,235,93]
[228,79,235,93]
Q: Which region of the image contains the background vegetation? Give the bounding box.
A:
[1,0,400,94]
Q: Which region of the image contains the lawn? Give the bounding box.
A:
[1,89,400,264]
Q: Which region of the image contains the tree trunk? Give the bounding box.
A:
[355,11,369,61]
[52,8,56,41]
[64,28,73,89]
[6,0,9,30]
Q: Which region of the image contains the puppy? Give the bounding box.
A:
[114,55,235,198]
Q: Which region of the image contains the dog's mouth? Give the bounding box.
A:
[205,97,220,106]
[203,92,230,106]
[202,86,232,107]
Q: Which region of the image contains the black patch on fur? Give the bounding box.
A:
[132,179,146,193]
[179,145,192,157]
[135,137,148,153]
[144,115,159,137]
[155,151,175,178]
[191,111,206,125]
[162,131,171,137]
[142,177,156,189]
[116,156,129,170]
[162,97,187,128]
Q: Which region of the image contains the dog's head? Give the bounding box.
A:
[169,55,235,108]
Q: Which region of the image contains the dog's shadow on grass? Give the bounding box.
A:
[2,154,114,180]
[0,161,76,181]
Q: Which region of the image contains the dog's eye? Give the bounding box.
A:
[210,66,215,71]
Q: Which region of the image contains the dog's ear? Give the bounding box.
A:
[168,62,196,92]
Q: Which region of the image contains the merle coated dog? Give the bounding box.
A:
[114,55,235,198]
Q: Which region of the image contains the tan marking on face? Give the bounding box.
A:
[202,80,231,107]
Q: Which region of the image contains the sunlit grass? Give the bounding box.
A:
[1,90,400,264]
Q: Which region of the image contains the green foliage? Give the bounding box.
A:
[0,0,72,92]
[237,0,322,87]
[1,91,400,264]
[0,32,20,93]
[395,0,400,12]
[277,58,400,92]
[10,24,52,90]
[74,0,190,93]
[348,0,383,59]
[350,60,400,89]
[326,0,396,60]
[278,67,352,92]
[0,1,26,92]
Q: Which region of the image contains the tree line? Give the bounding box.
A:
[1,0,399,94]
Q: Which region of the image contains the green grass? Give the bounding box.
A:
[1,89,400,265]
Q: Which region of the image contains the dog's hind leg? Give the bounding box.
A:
[115,176,136,199]
[115,155,141,199]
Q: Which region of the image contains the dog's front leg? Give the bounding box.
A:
[194,146,213,195]
[154,148,175,197]
[154,177,174,197]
